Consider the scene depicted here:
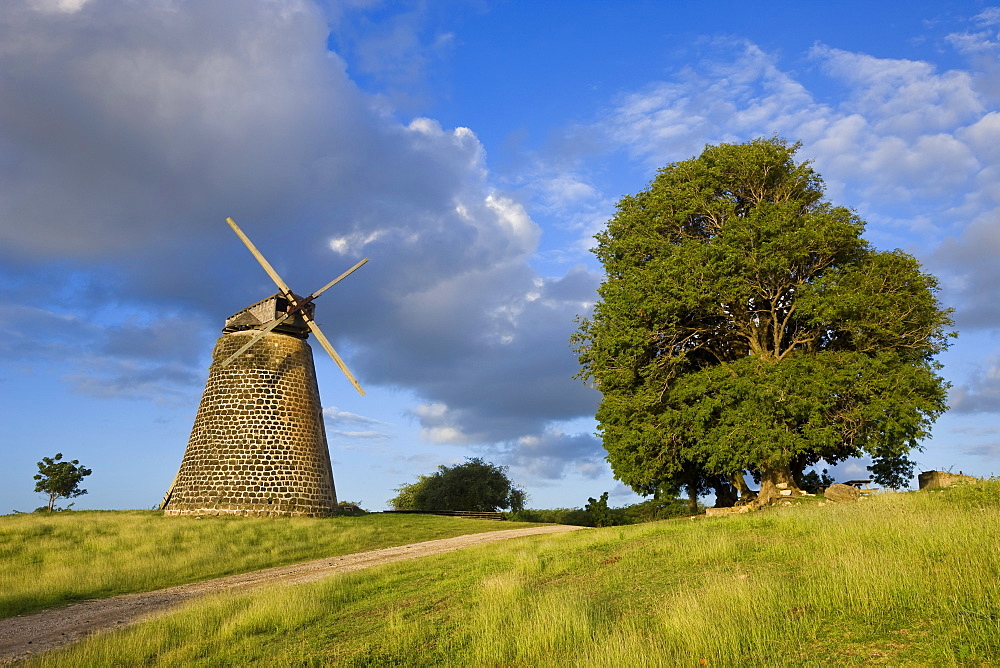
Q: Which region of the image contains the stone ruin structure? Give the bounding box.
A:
[918,470,977,490]
[161,296,338,517]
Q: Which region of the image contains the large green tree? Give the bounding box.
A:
[389,458,527,512]
[574,138,954,505]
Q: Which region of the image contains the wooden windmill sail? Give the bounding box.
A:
[161,217,367,517]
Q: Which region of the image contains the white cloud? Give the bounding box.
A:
[963,442,1000,459]
[811,45,983,136]
[30,0,88,11]
[328,430,389,440]
[948,356,1000,413]
[0,302,207,403]
[957,111,1000,163]
[934,210,1000,328]
[328,229,389,255]
[858,133,979,201]
[407,403,474,444]
[64,359,199,404]
[485,193,539,254]
[0,0,607,456]
[324,2,454,111]
[0,0,358,258]
[580,34,1000,341]
[421,426,471,445]
[975,7,1000,26]
[412,402,447,419]
[597,38,995,229]
[323,407,390,427]
[605,41,820,169]
[498,428,606,480]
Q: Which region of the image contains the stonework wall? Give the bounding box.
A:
[163,331,338,517]
[917,470,977,490]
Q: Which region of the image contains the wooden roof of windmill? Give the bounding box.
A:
[223,293,314,337]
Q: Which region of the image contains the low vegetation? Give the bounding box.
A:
[390,458,527,512]
[509,495,694,526]
[0,510,538,619]
[25,480,1000,666]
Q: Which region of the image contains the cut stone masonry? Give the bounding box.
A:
[162,330,337,517]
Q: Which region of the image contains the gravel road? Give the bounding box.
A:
[0,524,585,664]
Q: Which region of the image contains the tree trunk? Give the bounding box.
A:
[687,485,699,514]
[711,480,738,508]
[752,463,802,508]
[789,455,808,489]
[729,473,757,503]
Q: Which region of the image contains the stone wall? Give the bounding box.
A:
[917,470,977,490]
[163,330,338,517]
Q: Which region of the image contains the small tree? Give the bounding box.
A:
[34,453,92,512]
[584,492,615,527]
[799,468,835,494]
[389,458,527,512]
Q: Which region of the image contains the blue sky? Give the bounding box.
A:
[2,0,999,513]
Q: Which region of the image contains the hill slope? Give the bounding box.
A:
[25,481,1000,666]
[0,510,540,619]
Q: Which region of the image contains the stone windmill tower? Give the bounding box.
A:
[161,217,368,517]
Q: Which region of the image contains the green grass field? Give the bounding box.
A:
[15,481,1000,666]
[0,510,538,619]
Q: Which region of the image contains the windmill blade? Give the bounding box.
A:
[303,316,365,396]
[308,257,369,300]
[218,313,293,368]
[225,217,293,297]
[225,216,366,395]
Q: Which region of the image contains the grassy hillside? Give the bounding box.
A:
[0,510,538,619]
[27,481,1000,666]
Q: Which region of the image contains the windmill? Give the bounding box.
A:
[161,217,368,517]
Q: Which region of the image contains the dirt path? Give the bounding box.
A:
[0,524,585,664]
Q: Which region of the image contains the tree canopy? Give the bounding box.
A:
[34,453,92,512]
[389,458,527,512]
[574,138,954,505]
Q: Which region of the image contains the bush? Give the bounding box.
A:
[620,498,691,523]
[506,508,592,526]
[508,494,694,527]
[585,492,616,527]
[389,458,527,512]
[335,501,367,516]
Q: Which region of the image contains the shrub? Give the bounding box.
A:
[389,458,526,512]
